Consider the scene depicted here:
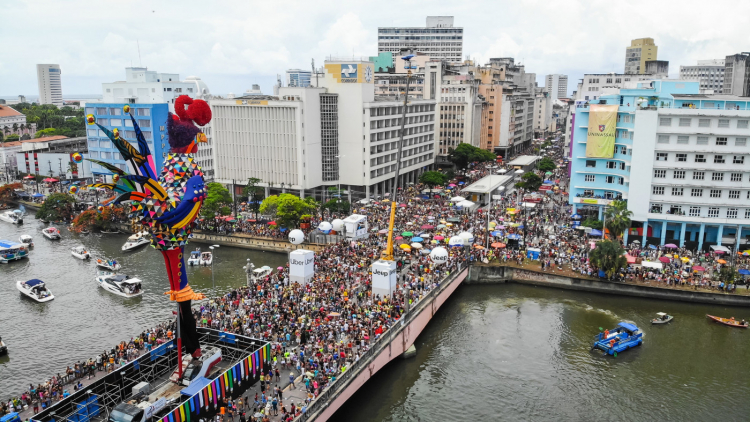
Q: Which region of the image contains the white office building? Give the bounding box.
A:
[545,74,568,100]
[679,59,725,92]
[378,16,463,64]
[575,72,663,101]
[36,64,63,107]
[211,60,436,200]
[100,67,210,106]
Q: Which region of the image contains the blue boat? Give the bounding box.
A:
[592,322,643,356]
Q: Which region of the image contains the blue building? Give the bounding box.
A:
[286,69,312,88]
[570,80,750,251]
[84,103,169,180]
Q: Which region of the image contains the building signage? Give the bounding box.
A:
[289,249,314,285]
[340,64,358,83]
[236,100,269,106]
[371,260,397,298]
[574,197,613,206]
[585,104,618,158]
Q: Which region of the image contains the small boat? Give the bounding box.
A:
[95,272,143,298]
[200,251,213,266]
[19,235,34,248]
[706,314,748,328]
[249,265,273,285]
[0,240,29,264]
[122,232,150,252]
[16,279,54,302]
[0,210,24,224]
[100,229,120,234]
[651,312,673,324]
[187,248,201,266]
[96,258,121,271]
[42,227,61,240]
[591,322,644,356]
[71,245,91,260]
[0,336,7,355]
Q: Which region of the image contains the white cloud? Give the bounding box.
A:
[2,0,749,97]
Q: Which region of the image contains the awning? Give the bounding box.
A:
[642,261,663,269]
[739,269,750,275]
[180,376,212,397]
[710,245,731,253]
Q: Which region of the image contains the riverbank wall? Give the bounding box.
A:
[467,264,750,307]
[301,267,469,421]
[191,232,327,253]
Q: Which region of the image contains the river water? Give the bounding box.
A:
[333,284,750,422]
[0,216,286,396]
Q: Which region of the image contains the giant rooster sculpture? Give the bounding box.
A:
[85,95,211,358]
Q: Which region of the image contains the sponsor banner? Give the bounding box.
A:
[585,104,618,158]
[235,100,268,106]
[371,260,397,298]
[289,249,314,285]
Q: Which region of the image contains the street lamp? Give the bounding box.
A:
[209,244,220,292]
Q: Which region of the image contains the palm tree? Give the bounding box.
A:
[604,200,632,239]
[3,126,10,138]
[11,123,19,135]
[589,240,627,280]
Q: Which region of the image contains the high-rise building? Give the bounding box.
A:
[36,64,63,106]
[378,16,463,64]
[679,59,725,92]
[645,60,670,78]
[545,74,568,100]
[286,69,312,87]
[211,60,436,201]
[569,79,750,251]
[575,72,663,101]
[624,38,658,74]
[723,53,750,96]
[85,67,212,180]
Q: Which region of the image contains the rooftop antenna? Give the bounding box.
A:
[312,58,319,87]
[137,39,142,66]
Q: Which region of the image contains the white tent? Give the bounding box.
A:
[642,261,663,269]
[450,196,466,202]
[457,200,475,207]
[710,245,731,253]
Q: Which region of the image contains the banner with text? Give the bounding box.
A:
[585,104,618,158]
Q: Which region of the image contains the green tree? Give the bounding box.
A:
[718,266,739,284]
[515,172,542,191]
[537,157,557,172]
[35,128,60,138]
[582,217,604,230]
[260,193,316,228]
[419,171,448,187]
[241,177,264,217]
[603,200,633,239]
[448,143,496,168]
[5,134,20,142]
[200,182,233,218]
[588,240,627,279]
[36,193,76,221]
[322,198,351,214]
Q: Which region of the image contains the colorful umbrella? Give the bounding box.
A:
[420,224,434,230]
[658,256,671,263]
[434,235,445,241]
[401,231,413,237]
[378,229,388,234]
[717,259,727,264]
[411,237,424,242]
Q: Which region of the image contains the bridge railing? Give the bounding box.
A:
[297,265,468,421]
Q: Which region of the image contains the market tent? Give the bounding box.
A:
[738,269,750,275]
[642,261,663,269]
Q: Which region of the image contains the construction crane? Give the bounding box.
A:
[381,56,414,261]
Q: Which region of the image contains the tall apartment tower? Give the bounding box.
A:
[723,53,750,97]
[377,16,463,64]
[286,69,312,87]
[679,59,725,91]
[545,74,568,100]
[624,38,658,74]
[36,64,63,106]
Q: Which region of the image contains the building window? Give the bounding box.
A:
[689,206,701,217]
[716,137,728,146]
[584,175,595,182]
[585,160,596,168]
[676,153,687,162]
[728,208,739,218]
[583,189,594,196]
[695,154,706,163]
[708,207,720,218]
[651,204,663,213]
[697,136,709,145]
[714,155,725,164]
[657,135,669,144]
[733,156,745,164]
[606,161,617,169]
[672,187,684,196]
[712,172,724,181]
[738,120,749,129]
[673,170,685,179]
[746,209,750,219]
[710,189,722,198]
[691,188,703,197]
[653,186,665,195]
[718,119,730,128]
[693,171,705,180]
[654,169,666,178]
[736,138,747,146]
[730,190,741,199]
[698,119,710,127]
[674,135,688,144]
[656,153,668,161]
[659,117,672,126]
[606,176,615,183]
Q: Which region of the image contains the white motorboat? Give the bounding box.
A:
[0,210,24,224]
[249,265,273,285]
[199,251,213,266]
[0,240,29,264]
[95,258,121,271]
[42,227,61,240]
[122,232,150,252]
[19,234,34,248]
[16,279,54,302]
[71,245,91,260]
[187,248,201,266]
[95,272,143,298]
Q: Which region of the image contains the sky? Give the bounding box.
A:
[2,0,749,98]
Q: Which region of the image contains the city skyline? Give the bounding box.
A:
[2,0,748,98]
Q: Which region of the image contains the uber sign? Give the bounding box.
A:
[340,64,358,83]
